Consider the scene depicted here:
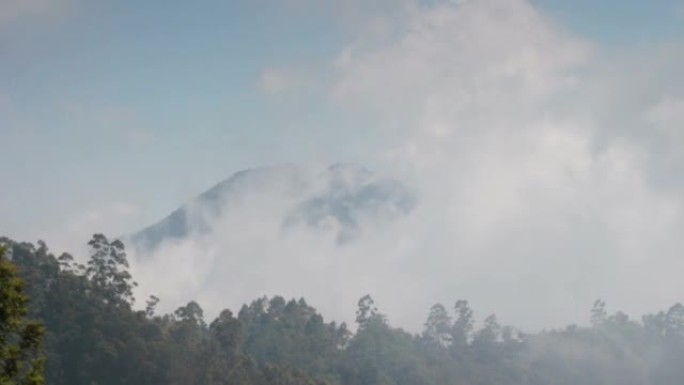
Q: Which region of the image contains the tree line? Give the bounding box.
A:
[2,234,684,385]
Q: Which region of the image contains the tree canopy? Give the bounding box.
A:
[0,245,45,385]
[2,235,684,385]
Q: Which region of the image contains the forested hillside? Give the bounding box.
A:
[2,235,684,385]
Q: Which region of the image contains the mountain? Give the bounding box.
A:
[129,164,417,252]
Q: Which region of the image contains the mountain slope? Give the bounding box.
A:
[129,164,416,252]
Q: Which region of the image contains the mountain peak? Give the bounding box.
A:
[129,164,416,252]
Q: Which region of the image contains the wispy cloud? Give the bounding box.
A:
[256,68,307,95]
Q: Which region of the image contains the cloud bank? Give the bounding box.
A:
[125,0,684,332]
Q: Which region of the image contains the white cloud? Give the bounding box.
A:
[334,0,590,117]
[328,0,684,329]
[128,0,684,332]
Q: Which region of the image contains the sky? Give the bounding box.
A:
[2,0,684,331]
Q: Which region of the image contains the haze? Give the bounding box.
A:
[2,0,684,332]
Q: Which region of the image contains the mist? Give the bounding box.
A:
[119,0,684,332]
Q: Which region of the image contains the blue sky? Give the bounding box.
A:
[538,0,683,44]
[1,0,683,246]
[1,0,357,237]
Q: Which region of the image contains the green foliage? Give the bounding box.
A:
[4,235,684,385]
[86,234,137,307]
[0,245,45,385]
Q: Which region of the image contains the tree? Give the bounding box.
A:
[86,234,137,307]
[355,295,385,330]
[590,299,607,327]
[450,299,473,358]
[0,245,45,385]
[145,295,160,318]
[423,303,452,347]
[174,301,206,328]
[210,309,242,355]
[665,303,684,337]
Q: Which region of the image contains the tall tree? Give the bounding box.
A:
[86,234,137,307]
[450,299,474,358]
[355,295,384,330]
[423,303,452,347]
[0,245,45,385]
[590,299,607,327]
